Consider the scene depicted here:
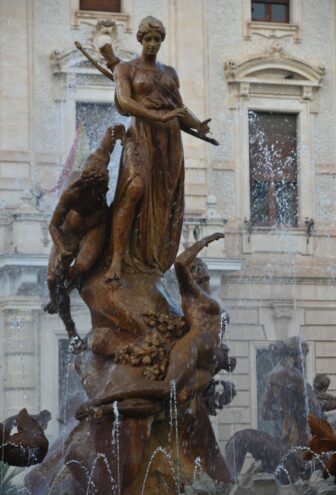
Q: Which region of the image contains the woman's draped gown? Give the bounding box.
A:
[112,59,185,275]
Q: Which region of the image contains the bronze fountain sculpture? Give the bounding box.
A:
[0,409,50,467]
[225,337,322,483]
[26,16,235,494]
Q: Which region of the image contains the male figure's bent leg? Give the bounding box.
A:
[68,224,105,288]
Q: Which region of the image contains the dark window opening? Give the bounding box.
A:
[79,0,121,13]
[249,111,298,227]
[76,101,117,150]
[252,0,289,23]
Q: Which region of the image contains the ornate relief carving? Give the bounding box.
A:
[224,45,325,103]
[88,19,118,50]
[70,0,131,32]
[50,21,134,77]
[271,301,294,340]
[264,43,287,58]
[244,22,301,44]
[241,0,304,44]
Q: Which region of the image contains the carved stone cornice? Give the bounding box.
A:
[73,11,131,33]
[51,20,134,77]
[224,45,325,100]
[244,21,301,43]
[50,48,104,75]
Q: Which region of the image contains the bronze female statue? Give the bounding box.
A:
[103,16,212,280]
[29,18,232,495]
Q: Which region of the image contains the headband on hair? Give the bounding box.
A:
[137,16,166,42]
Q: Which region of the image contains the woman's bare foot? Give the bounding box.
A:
[105,258,122,282]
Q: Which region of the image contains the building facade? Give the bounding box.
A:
[1,0,336,450]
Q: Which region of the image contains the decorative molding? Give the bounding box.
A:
[224,45,325,101]
[224,45,325,81]
[203,258,244,293]
[50,21,134,77]
[69,0,131,32]
[203,258,244,272]
[202,195,228,224]
[89,19,118,48]
[50,47,106,76]
[49,23,135,161]
[241,0,303,44]
[74,12,131,33]
[181,211,242,293]
[271,301,294,340]
[244,22,301,43]
[271,301,294,321]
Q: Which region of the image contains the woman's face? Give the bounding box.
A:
[141,30,162,56]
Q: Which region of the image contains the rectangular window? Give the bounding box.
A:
[76,102,117,150]
[249,111,298,227]
[252,0,289,23]
[79,0,121,12]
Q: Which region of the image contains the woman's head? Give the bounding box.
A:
[137,16,166,43]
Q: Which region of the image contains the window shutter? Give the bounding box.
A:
[79,0,121,12]
[249,111,298,227]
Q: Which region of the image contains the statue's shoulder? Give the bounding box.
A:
[162,63,176,73]
[161,64,180,86]
[161,64,178,78]
[114,60,134,78]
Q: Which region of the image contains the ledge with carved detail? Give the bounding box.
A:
[244,21,301,43]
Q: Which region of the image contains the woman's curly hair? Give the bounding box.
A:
[81,162,108,189]
[137,16,166,43]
